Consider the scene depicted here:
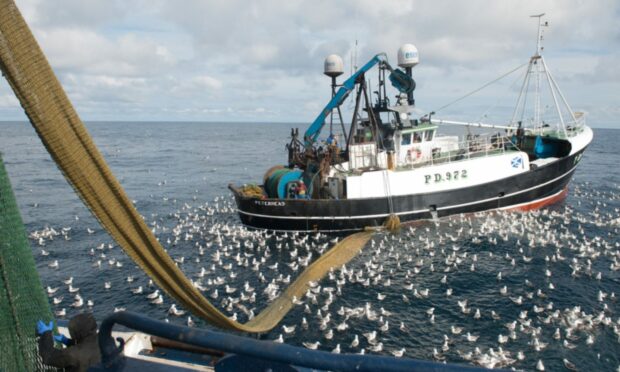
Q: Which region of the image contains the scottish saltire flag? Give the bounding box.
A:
[511,156,523,168]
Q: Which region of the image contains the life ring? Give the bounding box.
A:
[406,148,422,162]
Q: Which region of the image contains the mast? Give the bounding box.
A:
[531,13,547,130]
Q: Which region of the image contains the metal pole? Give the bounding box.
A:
[539,57,567,138]
[430,118,514,130]
[543,57,579,125]
[511,61,533,125]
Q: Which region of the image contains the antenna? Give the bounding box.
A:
[353,39,359,73]
[530,13,549,56]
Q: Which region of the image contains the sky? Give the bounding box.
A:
[0,0,618,128]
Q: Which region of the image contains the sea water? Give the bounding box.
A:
[1,121,619,370]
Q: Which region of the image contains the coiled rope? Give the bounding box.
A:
[0,0,372,333]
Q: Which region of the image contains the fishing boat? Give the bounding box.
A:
[230,16,593,232]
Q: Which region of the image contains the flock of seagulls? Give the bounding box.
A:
[31,182,620,371]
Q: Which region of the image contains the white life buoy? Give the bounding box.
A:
[407,148,422,162]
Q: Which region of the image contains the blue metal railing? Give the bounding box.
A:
[97,311,493,372]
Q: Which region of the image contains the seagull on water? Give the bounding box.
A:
[303,341,320,350]
[391,348,405,357]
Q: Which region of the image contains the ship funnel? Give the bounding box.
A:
[397,44,419,68]
[324,54,344,78]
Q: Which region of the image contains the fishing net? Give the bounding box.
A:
[0,155,54,371]
[238,184,265,198]
[0,0,373,334]
[384,214,401,232]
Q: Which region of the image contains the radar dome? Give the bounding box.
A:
[397,44,419,68]
[324,54,344,77]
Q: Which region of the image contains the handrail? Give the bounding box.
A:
[98,311,493,372]
[403,134,516,169]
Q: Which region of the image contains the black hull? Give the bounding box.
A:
[231,150,586,232]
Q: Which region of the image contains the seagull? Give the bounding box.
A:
[150,294,164,305]
[71,296,84,308]
[331,344,341,354]
[324,329,334,340]
[303,341,320,350]
[146,289,160,299]
[53,296,63,305]
[536,359,545,371]
[351,335,359,348]
[464,332,479,342]
[55,308,66,317]
[274,334,284,343]
[369,342,383,352]
[282,325,296,334]
[391,348,405,357]
[68,285,79,293]
[104,282,111,289]
[131,286,143,294]
[168,304,186,316]
[47,286,59,295]
[48,260,59,269]
[363,330,377,343]
[473,308,481,319]
[498,334,508,344]
[563,358,577,371]
[63,277,73,285]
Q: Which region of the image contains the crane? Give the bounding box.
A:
[303,53,414,148]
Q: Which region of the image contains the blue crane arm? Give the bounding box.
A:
[303,54,387,147]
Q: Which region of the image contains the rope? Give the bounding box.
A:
[429,62,528,115]
[381,170,400,231]
[0,0,373,333]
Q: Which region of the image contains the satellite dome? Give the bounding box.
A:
[397,44,419,68]
[324,54,344,77]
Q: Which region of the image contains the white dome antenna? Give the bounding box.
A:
[324,54,344,78]
[397,44,419,69]
[397,44,418,106]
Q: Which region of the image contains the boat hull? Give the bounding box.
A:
[231,149,586,232]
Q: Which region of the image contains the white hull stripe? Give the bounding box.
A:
[236,163,578,221]
[245,188,569,233]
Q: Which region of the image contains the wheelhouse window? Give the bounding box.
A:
[424,130,434,141]
[413,132,422,143]
[401,133,411,145]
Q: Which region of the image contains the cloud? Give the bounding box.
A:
[0,94,19,108]
[0,0,617,126]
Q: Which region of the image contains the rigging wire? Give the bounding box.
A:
[475,64,530,123]
[429,62,529,115]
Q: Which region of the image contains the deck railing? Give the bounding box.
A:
[403,134,517,170]
[525,113,587,139]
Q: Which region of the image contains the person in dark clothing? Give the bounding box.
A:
[36,312,101,372]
